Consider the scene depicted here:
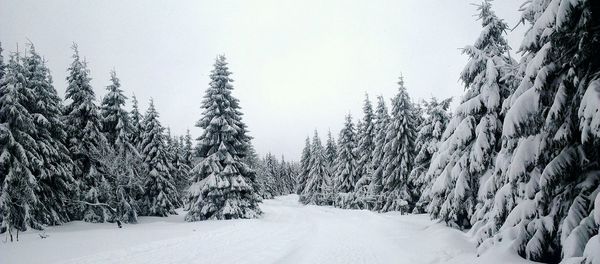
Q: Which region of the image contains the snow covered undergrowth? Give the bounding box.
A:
[0,195,534,264]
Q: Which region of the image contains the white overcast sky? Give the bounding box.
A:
[1,0,524,160]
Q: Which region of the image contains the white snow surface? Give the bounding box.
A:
[0,195,534,264]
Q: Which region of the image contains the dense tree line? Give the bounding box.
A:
[0,45,290,240]
[297,0,600,263]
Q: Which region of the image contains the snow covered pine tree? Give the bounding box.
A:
[378,76,418,213]
[426,0,513,229]
[471,0,600,262]
[300,131,331,205]
[100,70,143,223]
[63,44,113,223]
[332,114,359,207]
[139,100,179,217]
[186,55,261,221]
[410,97,452,214]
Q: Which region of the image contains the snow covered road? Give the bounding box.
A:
[0,195,533,264]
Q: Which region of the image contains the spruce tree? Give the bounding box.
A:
[333,114,358,194]
[368,96,390,207]
[296,136,312,194]
[472,0,600,262]
[182,129,194,168]
[354,94,376,193]
[409,97,452,213]
[63,44,112,223]
[100,70,143,223]
[324,130,337,167]
[0,53,38,238]
[129,94,143,149]
[170,135,191,200]
[101,70,134,154]
[139,100,179,216]
[378,76,417,213]
[185,55,261,221]
[300,131,330,205]
[427,1,512,228]
[24,44,75,226]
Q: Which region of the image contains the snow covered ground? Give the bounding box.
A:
[0,195,534,264]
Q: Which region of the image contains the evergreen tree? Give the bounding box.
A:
[324,130,337,167]
[100,70,142,223]
[63,44,112,223]
[24,44,75,226]
[296,136,312,194]
[185,55,261,221]
[300,131,330,205]
[368,96,390,203]
[260,153,279,198]
[333,114,358,194]
[378,76,418,213]
[427,1,512,229]
[129,94,143,149]
[472,0,600,262]
[354,93,376,192]
[101,70,134,154]
[182,129,194,168]
[0,53,38,238]
[409,97,452,213]
[170,135,191,200]
[139,100,179,216]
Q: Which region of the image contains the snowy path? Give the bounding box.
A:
[0,195,533,264]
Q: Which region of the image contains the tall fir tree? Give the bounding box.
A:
[63,44,112,223]
[296,136,312,194]
[182,129,194,168]
[185,55,261,221]
[324,130,338,167]
[101,70,134,154]
[354,94,376,193]
[333,114,358,194]
[378,76,418,213]
[24,44,75,226]
[129,94,143,149]
[139,100,179,216]
[300,131,331,205]
[471,0,600,262]
[409,97,452,213]
[0,52,38,238]
[368,96,390,202]
[100,70,142,223]
[427,1,512,229]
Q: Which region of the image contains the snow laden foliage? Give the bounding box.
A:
[295,136,312,195]
[63,44,113,223]
[185,55,261,221]
[333,114,359,194]
[139,100,179,217]
[473,0,600,262]
[21,44,76,228]
[0,52,39,238]
[378,76,418,213]
[332,115,360,208]
[255,153,296,199]
[427,1,512,230]
[300,131,332,205]
[410,97,452,214]
[367,96,390,210]
[354,94,376,194]
[101,70,135,155]
[256,153,278,199]
[324,131,338,177]
[100,70,143,223]
[129,94,143,148]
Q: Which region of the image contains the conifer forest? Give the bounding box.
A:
[0,0,599,263]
